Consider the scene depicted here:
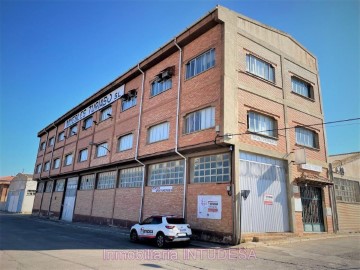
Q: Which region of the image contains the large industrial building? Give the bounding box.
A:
[32,6,334,244]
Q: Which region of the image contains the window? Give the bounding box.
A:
[295,127,318,148]
[334,178,360,203]
[37,182,44,193]
[78,149,88,162]
[122,95,137,111]
[100,106,112,121]
[97,171,116,189]
[118,134,133,152]
[27,190,36,196]
[186,49,215,79]
[39,142,46,151]
[43,161,50,172]
[80,174,95,190]
[58,131,65,142]
[192,153,230,183]
[48,137,55,147]
[35,164,42,174]
[53,158,60,169]
[83,116,93,130]
[149,160,184,186]
[119,167,143,188]
[185,107,215,134]
[55,179,65,192]
[45,181,53,192]
[248,111,277,137]
[64,153,73,166]
[96,142,108,157]
[69,125,78,137]
[246,54,275,82]
[151,78,172,96]
[148,122,169,143]
[291,77,313,99]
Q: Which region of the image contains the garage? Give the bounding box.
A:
[240,152,289,233]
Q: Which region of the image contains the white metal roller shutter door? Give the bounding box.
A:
[240,152,289,233]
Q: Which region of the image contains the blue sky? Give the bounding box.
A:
[0,0,359,176]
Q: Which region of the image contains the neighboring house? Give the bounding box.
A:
[329,152,360,232]
[6,173,36,213]
[0,176,14,211]
[32,6,332,244]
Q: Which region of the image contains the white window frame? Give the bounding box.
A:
[96,142,108,157]
[148,160,184,186]
[118,134,133,152]
[122,96,137,111]
[119,167,143,188]
[78,149,88,162]
[80,174,95,190]
[248,111,277,137]
[48,137,55,147]
[185,107,215,134]
[291,77,313,99]
[148,122,169,143]
[58,131,65,142]
[64,153,73,166]
[186,48,215,79]
[151,78,172,97]
[100,106,112,122]
[83,116,93,130]
[69,125,78,137]
[246,54,275,83]
[43,161,50,172]
[295,127,318,148]
[53,158,60,169]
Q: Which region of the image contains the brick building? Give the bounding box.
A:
[32,6,334,244]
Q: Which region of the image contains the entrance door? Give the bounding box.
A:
[300,186,324,232]
[240,152,289,233]
[61,177,78,222]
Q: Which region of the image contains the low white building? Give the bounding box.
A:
[6,173,37,213]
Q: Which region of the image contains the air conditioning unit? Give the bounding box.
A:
[120,93,130,101]
[129,89,137,97]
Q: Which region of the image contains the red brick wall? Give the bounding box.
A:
[50,191,63,213]
[187,183,232,234]
[91,189,115,218]
[32,192,43,212]
[113,188,142,222]
[143,185,184,218]
[40,192,51,213]
[74,190,94,216]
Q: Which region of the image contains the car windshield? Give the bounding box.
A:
[166,217,186,224]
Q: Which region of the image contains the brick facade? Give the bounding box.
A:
[32,6,333,244]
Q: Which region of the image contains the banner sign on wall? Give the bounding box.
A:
[197,195,222,219]
[151,186,173,193]
[64,85,125,129]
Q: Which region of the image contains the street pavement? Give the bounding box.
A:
[0,212,359,269]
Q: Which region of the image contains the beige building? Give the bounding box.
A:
[329,152,360,232]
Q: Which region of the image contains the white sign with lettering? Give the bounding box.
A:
[301,163,322,173]
[251,134,277,146]
[151,186,173,193]
[64,85,125,129]
[197,195,222,219]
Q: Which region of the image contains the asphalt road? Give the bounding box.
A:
[0,212,359,269]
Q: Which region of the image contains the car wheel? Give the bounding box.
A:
[130,230,138,242]
[156,232,166,248]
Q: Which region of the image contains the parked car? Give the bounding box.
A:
[130,215,192,248]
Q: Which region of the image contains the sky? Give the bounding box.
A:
[0,0,359,176]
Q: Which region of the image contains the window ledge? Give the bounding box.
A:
[149,87,172,99]
[295,143,320,151]
[291,91,315,102]
[185,65,216,81]
[247,131,278,140]
[244,71,276,86]
[147,138,169,145]
[183,126,215,136]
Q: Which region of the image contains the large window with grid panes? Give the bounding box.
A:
[97,171,116,189]
[149,160,184,186]
[119,167,143,188]
[55,179,65,192]
[186,49,215,79]
[80,174,95,190]
[334,178,360,203]
[191,153,230,183]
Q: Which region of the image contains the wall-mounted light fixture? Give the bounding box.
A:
[89,142,111,153]
[107,113,113,119]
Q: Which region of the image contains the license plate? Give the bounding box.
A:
[180,228,187,232]
[177,233,186,237]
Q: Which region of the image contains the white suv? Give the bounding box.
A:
[130,215,192,248]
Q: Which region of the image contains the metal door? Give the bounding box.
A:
[240,152,289,232]
[61,177,78,222]
[8,191,19,212]
[300,186,324,232]
[17,190,24,212]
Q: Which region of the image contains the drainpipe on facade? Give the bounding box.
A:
[328,163,339,233]
[174,39,187,219]
[136,64,146,223]
[38,129,49,216]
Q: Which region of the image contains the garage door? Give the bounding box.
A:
[240,152,289,233]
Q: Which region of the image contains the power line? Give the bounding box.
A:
[217,117,360,138]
